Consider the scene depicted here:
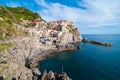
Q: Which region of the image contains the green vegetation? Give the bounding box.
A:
[0,5,16,21]
[25,23,36,28]
[0,5,43,22]
[0,5,44,40]
[0,43,12,52]
[0,66,3,71]
[6,7,42,21]
[21,30,30,36]
[0,20,18,40]
[16,29,30,37]
[69,28,80,36]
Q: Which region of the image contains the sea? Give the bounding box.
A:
[39,34,120,80]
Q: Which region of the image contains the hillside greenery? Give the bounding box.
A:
[0,19,18,40]
[0,5,43,22]
[0,42,12,52]
[69,28,80,36]
[0,5,43,40]
[6,7,42,21]
[0,5,16,21]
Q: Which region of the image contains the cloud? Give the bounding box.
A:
[35,0,120,34]
[77,0,120,26]
[34,0,47,6]
[6,2,20,7]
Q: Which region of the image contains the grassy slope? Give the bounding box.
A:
[6,7,43,21]
[0,5,16,21]
[0,5,44,51]
[0,5,43,40]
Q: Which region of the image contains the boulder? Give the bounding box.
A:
[47,71,55,80]
[40,70,47,80]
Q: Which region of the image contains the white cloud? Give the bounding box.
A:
[6,2,20,7]
[34,0,47,6]
[77,0,120,27]
[35,0,120,34]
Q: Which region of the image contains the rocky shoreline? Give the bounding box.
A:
[29,43,77,80]
[0,37,81,80]
[0,19,82,80]
[0,5,83,80]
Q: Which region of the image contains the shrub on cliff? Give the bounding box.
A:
[0,19,18,40]
[0,5,16,21]
[0,5,45,40]
[0,42,12,52]
[69,28,80,36]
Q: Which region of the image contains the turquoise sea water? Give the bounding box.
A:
[39,34,120,80]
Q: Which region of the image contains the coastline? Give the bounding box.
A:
[0,36,81,80]
[28,42,78,80]
[0,19,82,80]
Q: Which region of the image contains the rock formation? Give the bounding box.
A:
[40,70,71,80]
[82,38,112,47]
[0,5,82,80]
[47,20,82,44]
[0,20,82,80]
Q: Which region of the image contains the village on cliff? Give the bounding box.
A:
[18,18,81,46]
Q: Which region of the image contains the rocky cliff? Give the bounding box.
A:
[0,5,82,80]
[48,20,82,44]
[0,36,77,80]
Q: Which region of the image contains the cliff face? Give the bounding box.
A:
[0,21,82,80]
[0,37,38,80]
[60,32,82,44]
[0,5,82,80]
[0,37,76,80]
[48,20,82,44]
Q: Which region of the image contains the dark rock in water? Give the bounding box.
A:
[77,46,81,49]
[82,38,112,47]
[82,38,89,43]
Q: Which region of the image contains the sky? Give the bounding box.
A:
[0,0,120,34]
